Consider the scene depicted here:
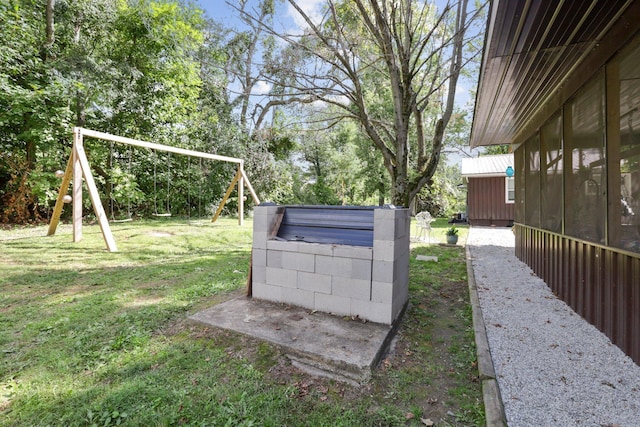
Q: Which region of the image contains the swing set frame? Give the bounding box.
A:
[47,127,260,252]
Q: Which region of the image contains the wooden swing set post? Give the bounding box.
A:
[48,127,118,251]
[211,168,241,224]
[46,154,73,237]
[210,162,261,225]
[240,166,260,205]
[48,127,261,252]
[72,130,83,242]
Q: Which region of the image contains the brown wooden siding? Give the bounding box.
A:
[515,223,640,364]
[467,177,514,226]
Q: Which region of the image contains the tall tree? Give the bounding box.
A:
[222,0,302,206]
[225,0,279,132]
[0,0,73,222]
[249,0,485,206]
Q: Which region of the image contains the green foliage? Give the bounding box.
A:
[288,115,386,206]
[483,145,510,155]
[415,160,465,217]
[0,0,235,224]
[267,135,296,161]
[0,0,72,221]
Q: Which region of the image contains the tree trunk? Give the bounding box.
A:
[26,139,36,170]
[41,0,55,60]
[45,0,55,45]
[76,94,85,127]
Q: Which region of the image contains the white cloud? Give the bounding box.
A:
[253,80,272,95]
[309,94,350,110]
[287,0,324,29]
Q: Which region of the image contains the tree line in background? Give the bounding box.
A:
[0,0,485,224]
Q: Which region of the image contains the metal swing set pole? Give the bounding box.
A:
[47,127,260,252]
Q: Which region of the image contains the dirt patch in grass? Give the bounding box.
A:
[148,231,174,237]
[373,277,480,422]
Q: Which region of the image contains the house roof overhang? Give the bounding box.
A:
[470,0,640,148]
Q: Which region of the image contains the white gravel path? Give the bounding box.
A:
[467,227,640,427]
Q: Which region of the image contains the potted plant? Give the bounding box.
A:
[446,226,459,245]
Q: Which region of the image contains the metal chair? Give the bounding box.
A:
[415,211,435,242]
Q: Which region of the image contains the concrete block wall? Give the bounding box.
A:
[252,205,409,324]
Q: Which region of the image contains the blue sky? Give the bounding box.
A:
[197,0,321,32]
[196,0,322,95]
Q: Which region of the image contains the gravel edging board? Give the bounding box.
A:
[467,227,640,427]
[466,244,508,426]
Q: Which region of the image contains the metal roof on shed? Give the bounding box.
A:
[461,154,513,177]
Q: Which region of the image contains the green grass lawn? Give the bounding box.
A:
[413,218,469,246]
[0,217,481,426]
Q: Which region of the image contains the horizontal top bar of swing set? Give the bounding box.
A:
[76,127,243,165]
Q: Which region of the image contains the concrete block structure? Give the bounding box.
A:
[252,205,410,324]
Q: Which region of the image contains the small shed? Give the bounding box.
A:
[461,154,514,227]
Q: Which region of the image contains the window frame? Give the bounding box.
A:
[505,176,515,204]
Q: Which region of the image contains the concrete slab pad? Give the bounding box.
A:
[189,297,401,384]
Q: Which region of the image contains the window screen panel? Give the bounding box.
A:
[540,113,563,232]
[612,41,640,252]
[525,134,541,228]
[564,74,606,244]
